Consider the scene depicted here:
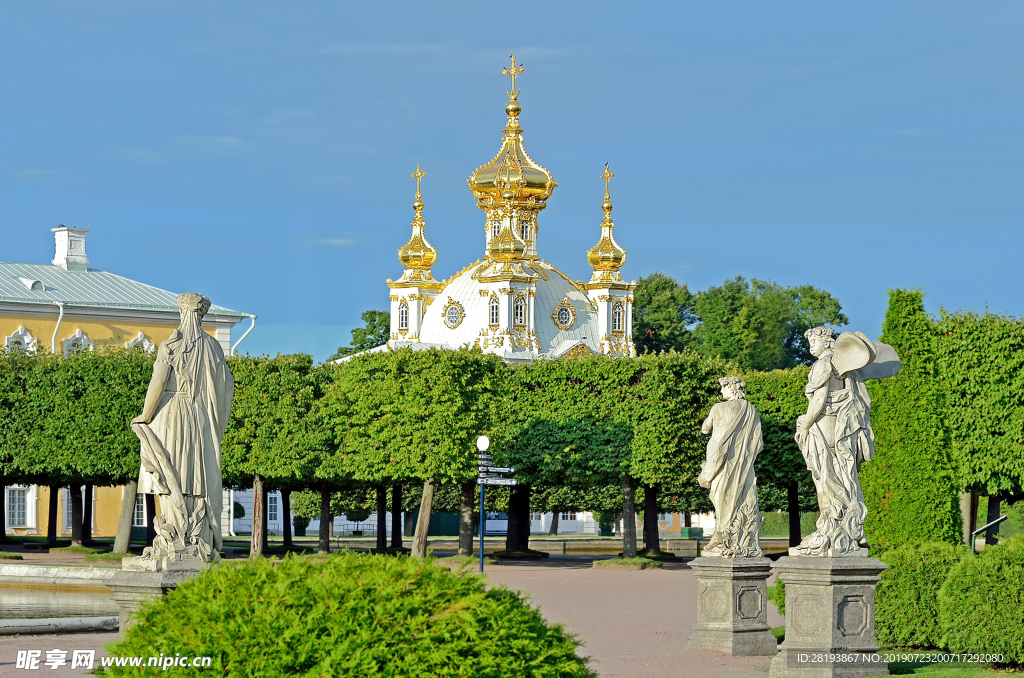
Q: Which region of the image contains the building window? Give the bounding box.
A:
[658,513,669,522]
[399,302,409,330]
[560,512,577,521]
[64,489,74,531]
[133,494,146,527]
[612,303,624,332]
[268,494,279,522]
[8,488,27,527]
[491,221,500,238]
[489,296,500,326]
[519,220,529,241]
[530,512,543,521]
[513,297,525,327]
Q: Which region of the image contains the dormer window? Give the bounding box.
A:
[489,296,500,327]
[612,303,624,333]
[399,301,409,331]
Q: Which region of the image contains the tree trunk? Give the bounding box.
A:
[969,492,979,540]
[643,483,661,556]
[70,485,84,547]
[622,474,638,558]
[614,511,621,536]
[145,493,156,546]
[250,475,265,557]
[318,483,331,553]
[281,489,292,550]
[505,483,532,553]
[113,479,138,554]
[548,509,559,536]
[82,484,93,544]
[376,485,388,552]
[787,482,802,547]
[959,491,973,545]
[684,505,692,528]
[46,486,59,546]
[390,485,403,548]
[458,480,475,557]
[411,478,436,559]
[985,493,1002,546]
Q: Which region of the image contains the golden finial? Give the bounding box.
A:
[503,54,525,101]
[600,163,614,212]
[587,163,626,281]
[412,164,426,199]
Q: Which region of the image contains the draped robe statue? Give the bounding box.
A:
[794,327,900,556]
[129,292,233,569]
[698,377,764,558]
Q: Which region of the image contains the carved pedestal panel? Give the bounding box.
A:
[769,555,888,678]
[686,556,777,656]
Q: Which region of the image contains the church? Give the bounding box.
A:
[385,56,636,363]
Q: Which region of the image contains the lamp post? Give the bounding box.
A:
[477,436,490,573]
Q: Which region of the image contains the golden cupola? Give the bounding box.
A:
[468,55,557,261]
[586,164,628,284]
[392,165,440,288]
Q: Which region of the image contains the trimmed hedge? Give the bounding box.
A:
[939,534,1024,663]
[103,554,595,677]
[876,541,966,649]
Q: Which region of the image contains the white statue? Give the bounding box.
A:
[130,293,234,569]
[794,327,900,556]
[698,377,764,558]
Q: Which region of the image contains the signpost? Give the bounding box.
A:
[476,435,517,572]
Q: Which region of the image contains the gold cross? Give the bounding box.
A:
[601,163,614,198]
[503,54,525,100]
[411,164,426,198]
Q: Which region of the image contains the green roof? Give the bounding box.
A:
[0,262,249,318]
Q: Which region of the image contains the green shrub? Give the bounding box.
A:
[939,534,1024,662]
[768,574,785,616]
[876,541,966,649]
[103,553,595,677]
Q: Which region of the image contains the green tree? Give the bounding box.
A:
[316,347,504,558]
[329,310,390,361]
[861,289,962,554]
[936,310,1024,541]
[632,272,696,354]
[693,277,848,370]
[222,354,326,555]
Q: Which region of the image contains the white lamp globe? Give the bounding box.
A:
[476,436,490,452]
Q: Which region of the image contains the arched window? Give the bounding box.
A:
[519,219,529,241]
[399,301,409,330]
[612,303,623,332]
[489,296,500,326]
[514,297,525,326]
[491,221,500,239]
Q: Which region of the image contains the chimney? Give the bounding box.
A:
[52,225,90,272]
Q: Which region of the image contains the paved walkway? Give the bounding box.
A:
[481,556,782,678]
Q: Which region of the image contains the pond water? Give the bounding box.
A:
[0,588,120,620]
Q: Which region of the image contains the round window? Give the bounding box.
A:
[557,307,572,327]
[446,306,461,327]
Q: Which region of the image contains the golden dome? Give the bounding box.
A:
[587,164,627,283]
[394,165,440,286]
[468,55,556,211]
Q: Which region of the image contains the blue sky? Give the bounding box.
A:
[2,3,1021,362]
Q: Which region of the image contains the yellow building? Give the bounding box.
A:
[3,225,254,539]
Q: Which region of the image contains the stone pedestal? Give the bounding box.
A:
[105,569,201,631]
[769,555,888,678]
[686,556,778,655]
